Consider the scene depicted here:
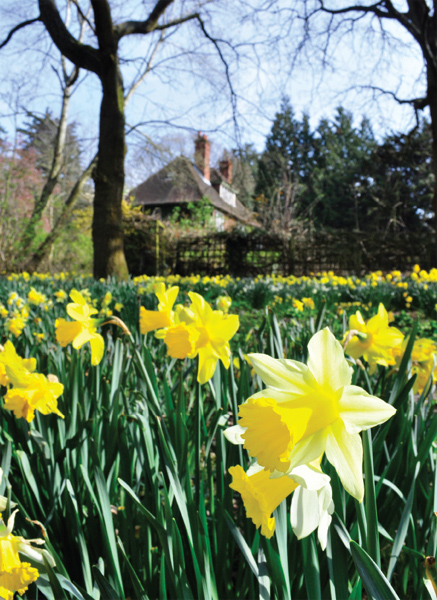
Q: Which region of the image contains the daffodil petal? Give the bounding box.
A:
[307,328,352,391]
[339,385,396,434]
[287,463,330,491]
[248,353,313,393]
[288,428,328,472]
[197,347,218,384]
[290,486,321,539]
[325,420,364,502]
[223,424,246,445]
[89,334,105,366]
[72,329,93,350]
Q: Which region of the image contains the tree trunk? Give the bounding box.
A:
[92,55,129,280]
[428,62,437,267]
[24,154,97,273]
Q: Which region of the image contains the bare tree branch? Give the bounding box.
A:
[38,0,101,73]
[0,17,41,49]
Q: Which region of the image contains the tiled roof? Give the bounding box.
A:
[130,156,258,226]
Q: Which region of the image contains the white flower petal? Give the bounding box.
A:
[339,385,396,434]
[307,328,352,391]
[325,420,364,502]
[317,506,333,551]
[223,424,246,445]
[290,486,320,539]
[287,464,330,491]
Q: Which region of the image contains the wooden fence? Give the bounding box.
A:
[124,226,434,277]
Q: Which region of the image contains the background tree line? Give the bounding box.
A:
[247,97,434,236]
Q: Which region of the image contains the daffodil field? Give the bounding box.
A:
[0,267,436,600]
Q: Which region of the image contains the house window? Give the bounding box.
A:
[214,210,225,231]
[219,185,236,207]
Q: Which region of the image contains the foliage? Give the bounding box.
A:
[0,270,435,599]
[168,195,215,232]
[255,99,434,234]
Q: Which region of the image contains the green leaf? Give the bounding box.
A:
[92,566,122,600]
[350,540,401,600]
[224,510,259,578]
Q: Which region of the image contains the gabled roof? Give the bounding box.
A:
[130,156,258,226]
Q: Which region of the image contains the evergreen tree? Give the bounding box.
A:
[21,110,83,189]
[369,119,434,233]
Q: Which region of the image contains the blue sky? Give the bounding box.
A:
[0,0,429,188]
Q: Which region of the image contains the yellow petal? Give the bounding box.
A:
[229,464,298,538]
[89,334,105,366]
[325,420,364,502]
[197,347,218,384]
[164,324,198,359]
[139,307,173,334]
[307,328,352,392]
[55,319,83,347]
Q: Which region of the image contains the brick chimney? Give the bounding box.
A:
[194,132,211,182]
[219,158,232,184]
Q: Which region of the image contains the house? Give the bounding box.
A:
[130,133,258,230]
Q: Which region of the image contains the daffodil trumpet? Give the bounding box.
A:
[225,328,396,503]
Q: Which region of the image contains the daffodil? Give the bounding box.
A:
[139,283,179,334]
[55,290,105,366]
[27,288,46,306]
[344,303,404,373]
[225,328,396,501]
[216,295,232,313]
[4,371,64,422]
[0,510,54,600]
[187,292,239,384]
[395,337,437,394]
[0,342,36,387]
[228,459,333,548]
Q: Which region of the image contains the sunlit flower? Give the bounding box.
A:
[4,371,64,422]
[0,342,37,388]
[216,295,232,313]
[344,303,404,373]
[55,290,105,366]
[6,316,26,338]
[0,510,54,600]
[302,297,315,310]
[139,283,179,334]
[225,328,396,501]
[292,298,304,311]
[187,292,239,384]
[54,290,67,302]
[228,458,333,548]
[27,288,46,306]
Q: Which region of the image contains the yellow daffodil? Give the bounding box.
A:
[227,457,333,548]
[55,290,105,366]
[292,298,304,312]
[225,328,396,501]
[54,290,67,302]
[0,510,54,600]
[4,371,64,422]
[302,297,315,310]
[187,292,239,384]
[395,337,437,394]
[344,303,404,373]
[216,295,232,313]
[0,342,36,387]
[139,283,179,334]
[27,288,46,306]
[6,315,26,338]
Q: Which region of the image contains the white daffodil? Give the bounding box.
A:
[225,328,396,502]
